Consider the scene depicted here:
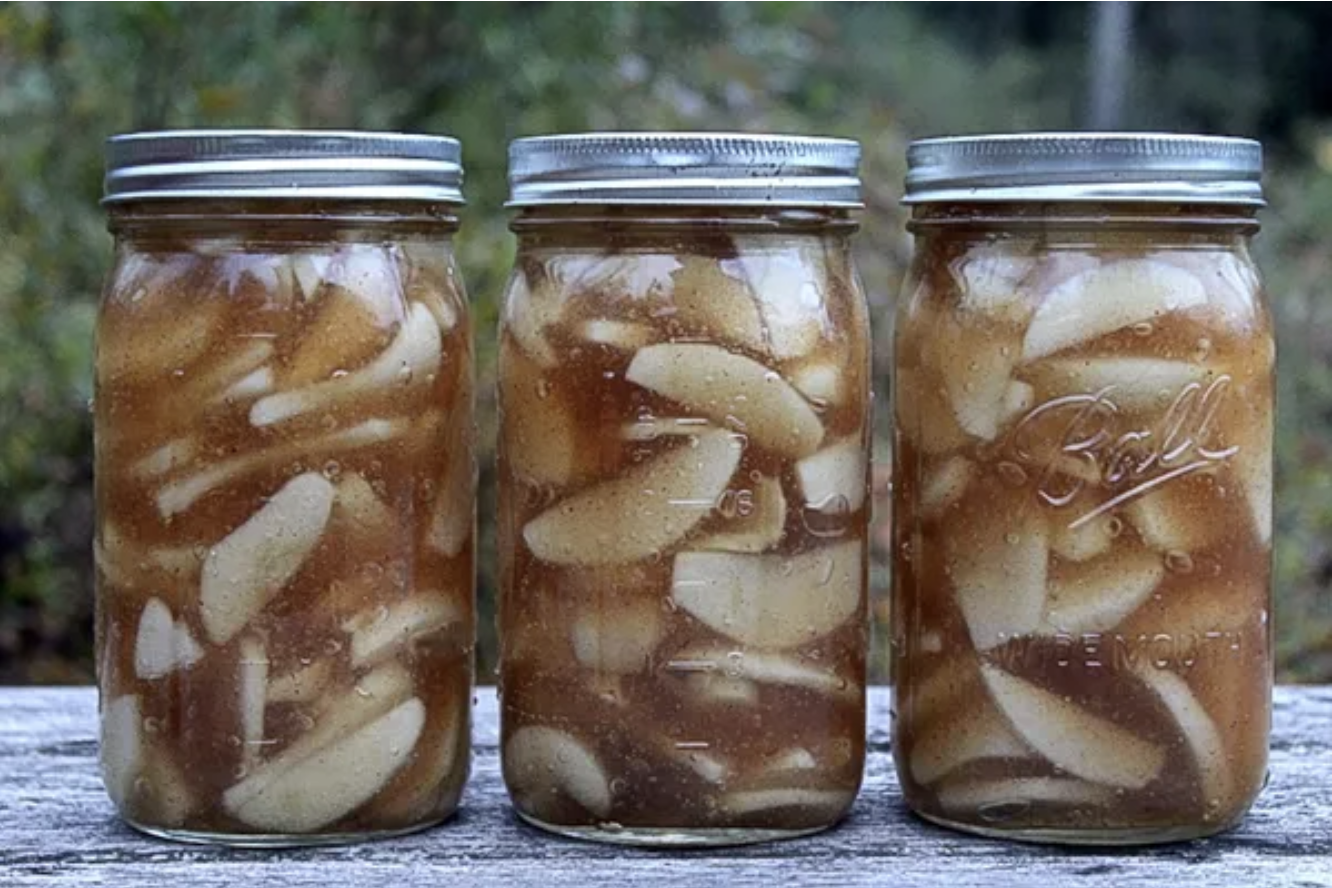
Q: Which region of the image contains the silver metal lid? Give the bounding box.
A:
[507,133,862,207]
[904,133,1263,205]
[104,130,464,204]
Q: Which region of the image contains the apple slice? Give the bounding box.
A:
[1228,397,1273,545]
[1133,664,1232,812]
[724,245,826,360]
[696,474,787,553]
[980,663,1165,789]
[1050,510,1117,562]
[131,438,198,481]
[577,319,654,351]
[950,245,1036,324]
[669,644,860,703]
[626,343,823,459]
[199,472,336,644]
[344,593,461,669]
[1022,259,1207,361]
[100,694,142,809]
[570,596,663,674]
[671,542,861,649]
[902,655,980,728]
[788,359,846,408]
[282,283,395,387]
[894,364,973,455]
[500,343,583,488]
[238,635,269,772]
[719,788,854,818]
[1042,546,1163,634]
[909,706,1028,785]
[929,319,1021,441]
[156,417,406,518]
[681,672,760,706]
[523,427,741,566]
[936,776,1115,814]
[134,739,197,827]
[762,747,819,777]
[921,456,974,520]
[332,473,399,558]
[504,726,612,819]
[945,482,1049,650]
[134,598,204,680]
[225,697,425,832]
[503,270,560,367]
[1124,475,1227,554]
[424,402,475,559]
[100,294,225,386]
[1027,357,1213,413]
[671,255,768,353]
[267,659,332,705]
[250,301,440,427]
[1000,380,1035,428]
[796,437,867,513]
[365,689,465,824]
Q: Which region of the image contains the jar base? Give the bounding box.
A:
[913,809,1240,847]
[515,810,834,848]
[123,813,454,849]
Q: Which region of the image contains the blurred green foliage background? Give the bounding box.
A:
[2,2,1330,684]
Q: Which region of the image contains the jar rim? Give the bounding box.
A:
[904,133,1263,206]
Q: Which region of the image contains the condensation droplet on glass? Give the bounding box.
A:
[1165,550,1195,574]
[1132,321,1154,337]
[536,379,552,400]
[1005,532,1020,545]
[602,370,617,380]
[331,369,349,380]
[1106,515,1125,538]
[321,459,342,480]
[172,368,185,379]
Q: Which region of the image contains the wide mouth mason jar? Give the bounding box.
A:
[890,133,1273,845]
[95,131,476,846]
[496,133,872,846]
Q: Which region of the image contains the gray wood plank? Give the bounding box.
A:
[2,687,1330,887]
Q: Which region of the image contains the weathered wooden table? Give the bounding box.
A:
[2,687,1329,886]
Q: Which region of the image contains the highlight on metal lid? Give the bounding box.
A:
[103,129,464,204]
[507,132,862,207]
[904,132,1263,205]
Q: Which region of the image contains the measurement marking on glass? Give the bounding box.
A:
[668,499,717,509]
[664,659,717,674]
[673,741,711,751]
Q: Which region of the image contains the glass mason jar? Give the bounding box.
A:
[94,131,475,846]
[891,134,1273,845]
[496,134,871,846]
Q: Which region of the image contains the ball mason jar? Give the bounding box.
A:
[496,134,872,846]
[95,131,476,845]
[890,134,1273,845]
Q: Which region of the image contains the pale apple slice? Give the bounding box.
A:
[981,663,1165,789]
[796,437,867,513]
[365,689,465,823]
[523,427,741,566]
[626,344,823,459]
[763,747,818,777]
[217,366,274,403]
[1027,357,1213,413]
[570,596,663,674]
[724,246,826,360]
[133,598,204,680]
[135,740,197,827]
[1133,663,1232,811]
[1022,259,1208,361]
[549,253,680,300]
[950,245,1036,324]
[930,320,1021,441]
[719,788,854,818]
[788,359,846,408]
[1042,547,1163,634]
[1050,510,1117,562]
[664,742,730,785]
[424,403,475,559]
[199,472,336,644]
[344,593,461,669]
[1229,400,1273,545]
[156,417,406,518]
[100,694,142,808]
[1000,380,1035,428]
[503,269,562,367]
[577,319,655,351]
[131,438,197,480]
[150,339,274,423]
[681,672,761,706]
[225,697,425,832]
[671,542,861,649]
[238,635,270,772]
[696,474,787,553]
[894,364,973,455]
[945,483,1049,650]
[500,343,583,488]
[267,659,332,705]
[1124,477,1226,554]
[332,473,398,557]
[290,254,331,301]
[921,456,974,520]
[224,662,413,813]
[504,726,612,818]
[902,655,979,728]
[909,706,1029,785]
[282,284,394,387]
[669,645,859,703]
[251,302,440,427]
[671,255,768,353]
[100,295,225,385]
[936,776,1116,813]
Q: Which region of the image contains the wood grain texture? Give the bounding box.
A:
[2,687,1330,887]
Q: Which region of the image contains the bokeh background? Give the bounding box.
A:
[3,2,1331,684]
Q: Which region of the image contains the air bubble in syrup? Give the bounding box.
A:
[1132,321,1154,337]
[1165,551,1195,574]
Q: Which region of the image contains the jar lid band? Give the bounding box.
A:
[103,130,464,204]
[904,133,1263,206]
[507,133,862,208]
